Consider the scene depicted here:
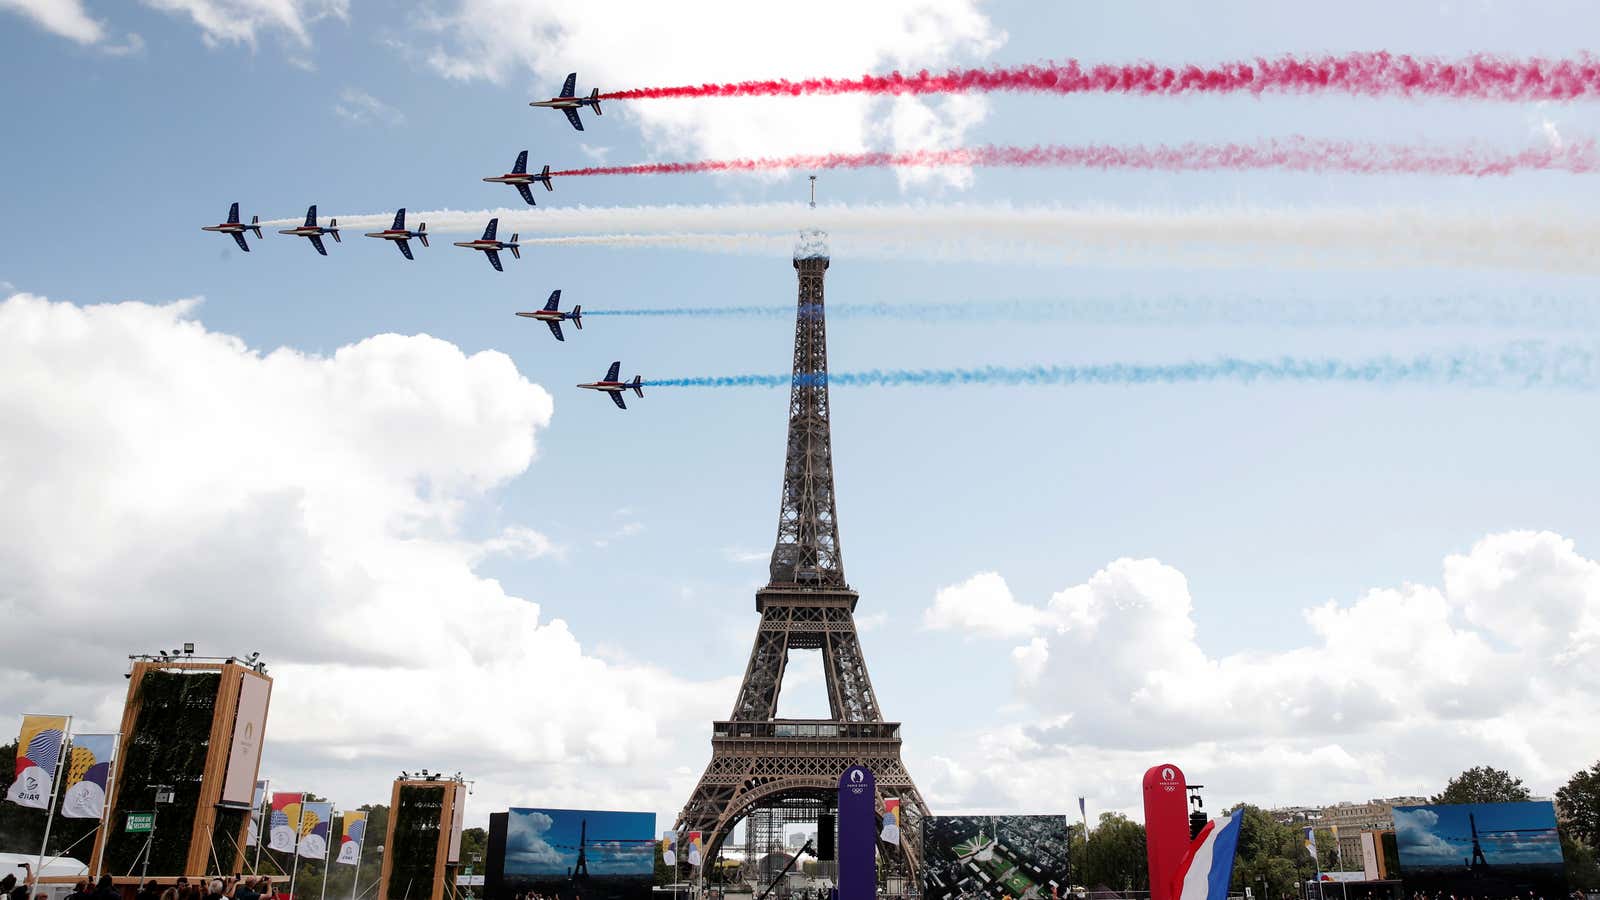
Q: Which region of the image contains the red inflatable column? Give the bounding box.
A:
[1142,764,1189,900]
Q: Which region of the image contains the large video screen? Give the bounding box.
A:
[920,815,1071,900]
[1393,802,1565,896]
[486,808,656,900]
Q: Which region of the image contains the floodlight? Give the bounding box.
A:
[183,642,195,654]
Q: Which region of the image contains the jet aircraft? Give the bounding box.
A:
[578,361,643,410]
[277,205,341,255]
[530,73,602,131]
[483,151,554,206]
[363,208,429,260]
[201,202,262,252]
[515,290,582,341]
[453,218,520,271]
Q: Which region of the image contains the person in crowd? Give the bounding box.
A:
[92,874,118,900]
[4,862,37,900]
[67,880,92,900]
[230,878,256,900]
[158,887,178,900]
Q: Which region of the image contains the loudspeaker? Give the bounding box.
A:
[817,813,835,861]
[1189,810,1208,840]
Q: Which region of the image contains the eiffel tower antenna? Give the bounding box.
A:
[675,229,928,890]
[809,175,817,209]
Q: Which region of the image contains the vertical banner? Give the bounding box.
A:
[60,733,116,819]
[247,780,270,847]
[880,798,900,845]
[222,672,272,806]
[660,831,678,867]
[269,792,305,853]
[837,765,876,900]
[298,801,334,859]
[1142,764,1188,900]
[336,811,367,865]
[1304,827,1319,867]
[447,783,465,864]
[686,832,703,867]
[6,715,69,809]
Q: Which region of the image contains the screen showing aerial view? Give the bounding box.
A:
[920,815,1071,900]
[1393,801,1566,897]
[489,807,656,900]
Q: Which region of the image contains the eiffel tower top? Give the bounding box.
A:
[767,229,846,591]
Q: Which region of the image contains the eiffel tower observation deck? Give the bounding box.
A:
[675,229,928,884]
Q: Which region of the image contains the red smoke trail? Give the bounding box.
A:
[600,52,1600,102]
[551,138,1600,178]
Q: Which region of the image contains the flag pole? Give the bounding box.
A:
[90,733,121,878]
[319,815,332,900]
[36,717,73,874]
[289,794,306,900]
[348,821,366,900]
[253,780,270,876]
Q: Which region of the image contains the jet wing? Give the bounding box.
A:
[544,290,561,311]
[309,234,327,256]
[564,107,584,131]
[305,205,318,227]
[396,239,414,260]
[513,150,529,174]
[232,231,250,252]
[561,73,577,98]
[546,320,564,341]
[604,361,621,383]
[227,202,240,224]
[392,208,406,230]
[610,391,627,410]
[486,249,503,272]
[516,183,536,206]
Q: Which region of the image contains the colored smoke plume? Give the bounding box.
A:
[551,138,1600,178]
[600,52,1600,102]
[643,343,1600,391]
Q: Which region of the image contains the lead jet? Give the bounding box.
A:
[515,290,582,341]
[529,73,602,131]
[363,208,428,260]
[201,202,262,252]
[453,218,520,271]
[483,151,554,206]
[277,205,341,255]
[577,361,643,410]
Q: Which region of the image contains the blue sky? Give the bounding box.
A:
[1394,802,1563,869]
[506,808,654,876]
[4,0,1600,832]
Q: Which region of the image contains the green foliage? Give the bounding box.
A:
[1431,766,1531,804]
[103,669,223,875]
[1229,806,1317,900]
[1073,812,1148,891]
[1560,826,1600,891]
[387,787,445,900]
[0,741,101,860]
[1558,760,1600,849]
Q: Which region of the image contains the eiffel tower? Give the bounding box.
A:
[675,229,928,881]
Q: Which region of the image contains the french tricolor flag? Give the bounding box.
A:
[1173,808,1245,900]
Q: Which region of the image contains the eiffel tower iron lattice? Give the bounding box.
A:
[675,230,929,887]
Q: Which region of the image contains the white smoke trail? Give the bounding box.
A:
[265,203,1600,273]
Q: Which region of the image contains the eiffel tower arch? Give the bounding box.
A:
[675,230,929,889]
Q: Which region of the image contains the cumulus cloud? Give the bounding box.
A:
[333,87,406,126]
[921,532,1600,814]
[142,0,348,47]
[0,292,726,817]
[411,0,1003,189]
[0,0,106,43]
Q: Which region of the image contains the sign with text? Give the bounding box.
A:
[127,811,156,834]
[838,766,877,900]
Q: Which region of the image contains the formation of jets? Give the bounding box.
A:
[205,72,649,409]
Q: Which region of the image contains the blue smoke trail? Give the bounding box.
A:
[588,297,1600,328]
[644,343,1600,390]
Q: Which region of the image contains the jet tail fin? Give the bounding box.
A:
[509,240,521,261]
[571,305,582,329]
[249,215,263,239]
[629,375,643,398]
[329,218,341,242]
[541,165,554,190]
[591,88,602,115]
[417,223,429,248]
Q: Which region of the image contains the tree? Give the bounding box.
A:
[1229,806,1317,900]
[1560,826,1600,891]
[1432,766,1531,804]
[1075,812,1148,891]
[1558,760,1600,849]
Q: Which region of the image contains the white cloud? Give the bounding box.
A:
[141,0,348,47]
[0,0,106,44]
[412,0,1003,189]
[0,292,726,817]
[333,87,406,126]
[920,532,1600,814]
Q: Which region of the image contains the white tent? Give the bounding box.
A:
[0,852,89,900]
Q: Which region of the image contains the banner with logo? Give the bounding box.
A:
[880,798,900,845]
[1304,826,1319,868]
[246,780,269,847]
[660,831,678,867]
[336,810,367,865]
[60,733,116,819]
[7,715,69,809]
[838,766,877,900]
[269,792,304,853]
[298,801,334,859]
[221,673,271,806]
[686,831,703,867]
